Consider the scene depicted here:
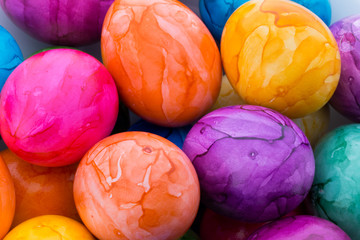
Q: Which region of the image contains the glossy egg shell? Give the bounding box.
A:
[101,0,222,127]
[74,132,200,240]
[0,149,80,227]
[0,153,15,239]
[183,105,315,222]
[0,0,114,46]
[221,0,340,119]
[0,49,119,167]
[3,215,95,240]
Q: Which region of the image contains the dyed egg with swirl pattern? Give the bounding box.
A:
[73,132,200,240]
[221,0,340,119]
[101,0,222,127]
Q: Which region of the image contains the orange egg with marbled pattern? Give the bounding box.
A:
[73,132,200,240]
[221,0,340,119]
[0,153,15,239]
[0,149,80,227]
[101,0,222,127]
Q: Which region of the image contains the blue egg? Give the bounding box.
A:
[199,0,332,43]
[128,120,192,149]
[0,26,23,91]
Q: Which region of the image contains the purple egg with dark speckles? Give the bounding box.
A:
[330,15,360,122]
[247,215,351,240]
[182,105,315,222]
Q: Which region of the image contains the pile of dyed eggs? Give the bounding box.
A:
[0,0,360,239]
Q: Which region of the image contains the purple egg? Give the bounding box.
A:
[247,215,351,240]
[0,0,114,46]
[330,15,360,122]
[182,105,315,222]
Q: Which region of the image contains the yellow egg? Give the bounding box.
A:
[3,215,95,240]
[221,0,340,118]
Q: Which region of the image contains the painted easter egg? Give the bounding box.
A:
[3,215,95,240]
[183,105,315,222]
[0,49,119,167]
[0,26,23,91]
[101,0,222,127]
[0,149,80,227]
[73,132,200,240]
[0,0,114,46]
[221,0,340,119]
[330,15,360,122]
[311,124,360,239]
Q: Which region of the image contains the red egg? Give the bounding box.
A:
[0,149,80,227]
[74,132,200,240]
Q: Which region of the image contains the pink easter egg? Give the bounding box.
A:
[0,49,119,167]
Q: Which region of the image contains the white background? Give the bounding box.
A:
[0,0,359,132]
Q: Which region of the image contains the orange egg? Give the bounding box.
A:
[3,215,95,240]
[74,132,200,240]
[0,149,80,227]
[0,153,15,238]
[101,0,222,127]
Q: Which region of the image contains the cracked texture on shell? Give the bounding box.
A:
[311,124,360,239]
[3,215,95,239]
[0,0,113,46]
[0,49,119,167]
[101,0,222,127]
[221,0,340,119]
[329,15,360,122]
[0,26,23,91]
[73,132,200,240]
[0,153,15,239]
[0,149,80,227]
[182,105,315,222]
[247,215,350,239]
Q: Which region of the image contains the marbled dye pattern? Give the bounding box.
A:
[101,0,222,127]
[74,132,200,240]
[3,215,95,240]
[0,26,23,91]
[0,153,15,239]
[128,119,192,149]
[183,105,315,222]
[221,0,340,119]
[247,215,350,240]
[311,124,360,239]
[0,149,80,227]
[0,0,114,46]
[0,49,119,167]
[199,0,331,43]
[330,15,360,122]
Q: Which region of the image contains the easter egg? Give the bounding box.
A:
[101,0,222,127]
[0,26,23,91]
[73,132,200,240]
[199,0,331,43]
[292,104,330,147]
[0,153,15,239]
[0,0,114,46]
[3,215,95,240]
[183,105,315,222]
[179,229,200,240]
[0,149,80,227]
[329,15,360,122]
[128,119,192,149]
[311,124,360,239]
[247,215,350,240]
[0,49,119,167]
[221,0,340,119]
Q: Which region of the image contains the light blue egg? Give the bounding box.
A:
[311,124,360,239]
[128,119,192,149]
[0,26,23,92]
[199,0,332,43]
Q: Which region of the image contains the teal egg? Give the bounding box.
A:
[311,124,360,240]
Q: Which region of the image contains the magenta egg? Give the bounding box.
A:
[0,49,119,167]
